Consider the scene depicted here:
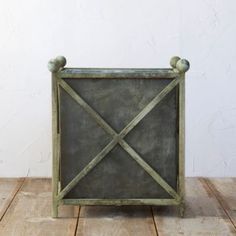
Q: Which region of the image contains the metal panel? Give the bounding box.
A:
[59,78,178,199]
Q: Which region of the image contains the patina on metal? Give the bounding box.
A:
[48,56,190,218]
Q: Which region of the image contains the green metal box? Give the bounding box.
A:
[48,56,190,217]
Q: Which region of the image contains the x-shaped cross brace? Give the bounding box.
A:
[57,77,181,201]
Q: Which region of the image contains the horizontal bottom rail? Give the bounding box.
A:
[60,198,180,206]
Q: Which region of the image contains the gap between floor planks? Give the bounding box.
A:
[0,178,235,236]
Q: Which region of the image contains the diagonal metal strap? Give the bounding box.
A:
[59,77,180,140]
[119,77,181,139]
[119,140,180,200]
[57,138,118,200]
[59,79,117,138]
[58,77,181,200]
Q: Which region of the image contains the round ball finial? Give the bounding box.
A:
[48,59,60,73]
[176,59,190,73]
[48,55,67,72]
[56,55,67,68]
[170,56,181,68]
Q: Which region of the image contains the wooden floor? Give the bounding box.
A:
[0,178,235,235]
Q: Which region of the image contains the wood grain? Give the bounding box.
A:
[0,178,24,220]
[76,206,157,236]
[0,179,79,236]
[152,178,236,236]
[206,178,236,229]
[0,178,236,236]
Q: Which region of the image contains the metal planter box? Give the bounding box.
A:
[48,56,190,218]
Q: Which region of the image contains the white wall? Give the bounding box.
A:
[0,0,236,177]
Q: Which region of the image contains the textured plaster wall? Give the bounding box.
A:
[0,0,236,177]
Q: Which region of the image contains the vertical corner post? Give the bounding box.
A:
[48,56,67,218]
[170,56,190,217]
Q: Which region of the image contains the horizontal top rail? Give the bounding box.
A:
[48,56,190,78]
[57,68,179,79]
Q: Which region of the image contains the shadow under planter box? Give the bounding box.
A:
[48,56,190,218]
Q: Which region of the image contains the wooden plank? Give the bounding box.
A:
[206,178,236,229]
[76,206,157,236]
[0,179,79,236]
[152,178,236,236]
[0,178,24,220]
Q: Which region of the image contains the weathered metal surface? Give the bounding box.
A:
[57,77,181,201]
[61,199,180,206]
[58,68,179,79]
[178,74,185,216]
[51,73,60,218]
[59,78,178,199]
[48,56,190,218]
